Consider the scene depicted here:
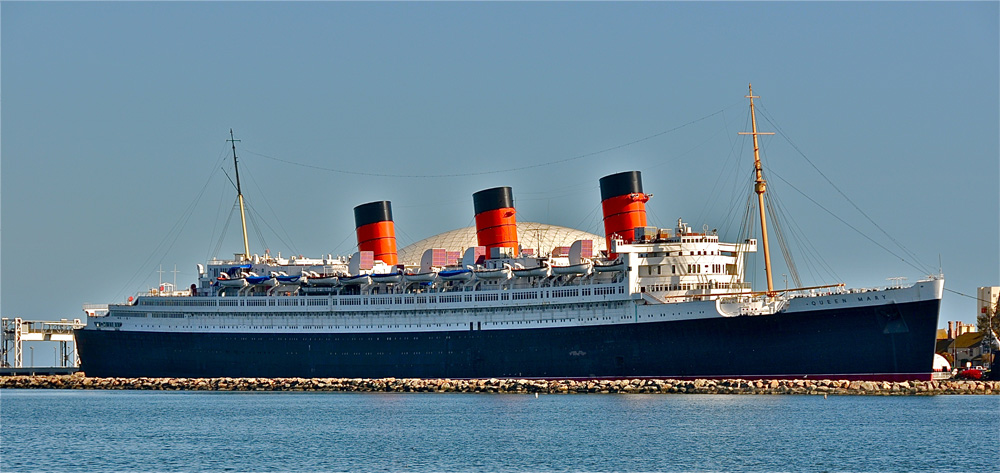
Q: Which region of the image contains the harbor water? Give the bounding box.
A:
[2,390,997,472]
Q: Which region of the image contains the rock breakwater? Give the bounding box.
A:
[2,376,997,395]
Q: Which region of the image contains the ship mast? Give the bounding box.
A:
[228,129,251,261]
[738,84,776,294]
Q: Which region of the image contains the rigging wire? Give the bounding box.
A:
[766,168,930,276]
[212,201,238,260]
[211,139,305,259]
[736,190,757,288]
[717,109,758,238]
[645,205,664,238]
[764,191,802,288]
[767,181,842,284]
[240,104,742,179]
[758,149,842,287]
[206,175,233,262]
[945,288,999,307]
[717,166,755,248]
[115,148,229,300]
[755,101,933,275]
[243,203,270,256]
[243,161,299,254]
[329,228,358,256]
[571,198,604,235]
[572,200,607,244]
[695,110,747,226]
[395,223,416,251]
[118,98,940,297]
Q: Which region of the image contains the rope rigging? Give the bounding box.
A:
[755,101,933,275]
[721,95,936,291]
[116,145,231,300]
[120,92,937,297]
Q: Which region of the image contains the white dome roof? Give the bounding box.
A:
[398,222,606,265]
[933,353,951,371]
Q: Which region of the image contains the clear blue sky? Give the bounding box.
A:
[3,2,998,365]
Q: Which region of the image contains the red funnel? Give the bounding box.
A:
[473,187,518,257]
[599,171,649,257]
[354,201,398,266]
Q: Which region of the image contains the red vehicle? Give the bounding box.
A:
[957,368,983,380]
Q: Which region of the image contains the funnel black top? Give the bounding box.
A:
[473,187,514,214]
[354,201,393,228]
[599,171,643,201]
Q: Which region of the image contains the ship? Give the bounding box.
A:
[75,86,943,381]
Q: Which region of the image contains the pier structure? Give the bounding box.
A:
[1,317,87,373]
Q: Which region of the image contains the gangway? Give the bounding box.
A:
[1,317,87,369]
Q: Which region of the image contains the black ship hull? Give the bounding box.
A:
[75,298,940,381]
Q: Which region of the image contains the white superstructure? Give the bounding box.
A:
[87,217,943,337]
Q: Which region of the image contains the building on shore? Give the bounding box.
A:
[936,319,995,371]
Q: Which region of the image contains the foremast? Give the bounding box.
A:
[228,129,251,261]
[738,84,776,295]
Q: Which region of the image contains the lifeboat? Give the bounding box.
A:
[593,261,625,273]
[339,275,372,286]
[370,272,404,284]
[403,271,438,283]
[551,262,592,276]
[303,274,340,287]
[512,266,550,278]
[246,275,277,287]
[438,269,473,282]
[275,275,301,285]
[216,277,248,288]
[474,267,511,280]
